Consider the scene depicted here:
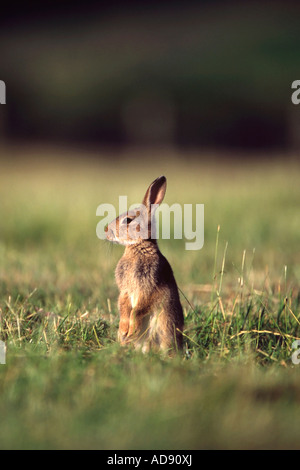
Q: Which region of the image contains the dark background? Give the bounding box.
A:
[0,0,300,154]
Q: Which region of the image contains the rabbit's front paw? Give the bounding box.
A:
[118,328,129,345]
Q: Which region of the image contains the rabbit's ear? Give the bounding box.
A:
[142,176,167,210]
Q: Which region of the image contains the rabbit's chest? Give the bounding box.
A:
[116,257,156,292]
[129,292,138,308]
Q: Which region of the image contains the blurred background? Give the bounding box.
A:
[0,0,299,281]
[0,0,300,155]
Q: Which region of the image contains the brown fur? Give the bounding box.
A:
[105,176,184,353]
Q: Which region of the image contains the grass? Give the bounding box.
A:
[0,146,300,449]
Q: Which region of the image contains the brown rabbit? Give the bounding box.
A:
[105,176,184,353]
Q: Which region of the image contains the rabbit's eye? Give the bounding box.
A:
[122,217,133,225]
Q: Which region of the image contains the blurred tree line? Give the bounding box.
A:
[0,0,300,152]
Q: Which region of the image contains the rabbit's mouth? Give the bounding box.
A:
[105,226,118,243]
[105,227,136,246]
[105,220,149,246]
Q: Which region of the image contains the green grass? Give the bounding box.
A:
[0,147,300,449]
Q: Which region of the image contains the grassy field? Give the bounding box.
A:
[0,146,300,449]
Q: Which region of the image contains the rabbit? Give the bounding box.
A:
[105,175,184,353]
